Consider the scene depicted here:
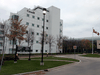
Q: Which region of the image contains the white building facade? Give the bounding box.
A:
[1,6,63,54]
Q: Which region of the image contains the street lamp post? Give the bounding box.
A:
[40,8,46,65]
[33,7,49,65]
[28,46,31,61]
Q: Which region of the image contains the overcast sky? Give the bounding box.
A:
[0,0,100,38]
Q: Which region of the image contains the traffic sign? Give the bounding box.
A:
[73,46,77,50]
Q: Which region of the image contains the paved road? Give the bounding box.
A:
[45,54,100,75]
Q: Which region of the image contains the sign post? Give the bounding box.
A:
[73,45,77,59]
[17,46,32,60]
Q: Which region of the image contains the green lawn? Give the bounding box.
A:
[80,54,100,57]
[25,56,79,62]
[0,60,72,75]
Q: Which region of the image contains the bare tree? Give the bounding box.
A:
[62,36,68,53]
[39,31,48,44]
[0,20,9,54]
[47,35,55,53]
[39,31,48,53]
[0,20,9,71]
[25,28,35,48]
[56,34,63,53]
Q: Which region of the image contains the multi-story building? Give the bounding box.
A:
[2,6,63,54]
[0,23,4,54]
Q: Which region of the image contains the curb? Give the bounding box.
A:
[13,70,44,75]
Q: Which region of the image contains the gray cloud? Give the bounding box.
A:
[0,0,100,38]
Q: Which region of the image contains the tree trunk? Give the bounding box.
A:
[49,43,51,54]
[28,39,29,47]
[12,38,15,54]
[12,40,13,54]
[50,44,51,53]
[3,36,5,54]
[28,41,29,47]
[49,44,50,53]
[64,47,66,53]
[19,40,21,46]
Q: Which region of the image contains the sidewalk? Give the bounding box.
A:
[18,55,56,58]
[20,58,75,62]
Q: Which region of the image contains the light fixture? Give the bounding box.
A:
[43,8,46,15]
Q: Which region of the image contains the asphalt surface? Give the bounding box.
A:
[44,54,100,75]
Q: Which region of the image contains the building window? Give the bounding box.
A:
[27,14,29,17]
[31,40,33,43]
[46,27,48,29]
[45,50,47,52]
[60,36,62,39]
[36,50,38,52]
[60,22,62,26]
[9,48,15,54]
[10,40,16,45]
[0,37,3,40]
[37,25,39,27]
[46,42,48,44]
[31,32,34,35]
[46,20,48,22]
[60,30,62,33]
[1,25,4,29]
[37,17,40,20]
[36,41,38,43]
[42,18,44,21]
[10,40,11,44]
[0,31,4,34]
[9,49,12,54]
[26,31,28,34]
[32,24,34,26]
[37,33,39,35]
[46,34,48,37]
[26,40,27,42]
[12,15,19,20]
[26,22,29,25]
[0,42,2,46]
[32,16,35,18]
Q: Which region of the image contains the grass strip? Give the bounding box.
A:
[80,54,100,58]
[0,60,72,75]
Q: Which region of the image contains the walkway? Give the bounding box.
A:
[45,54,100,75]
